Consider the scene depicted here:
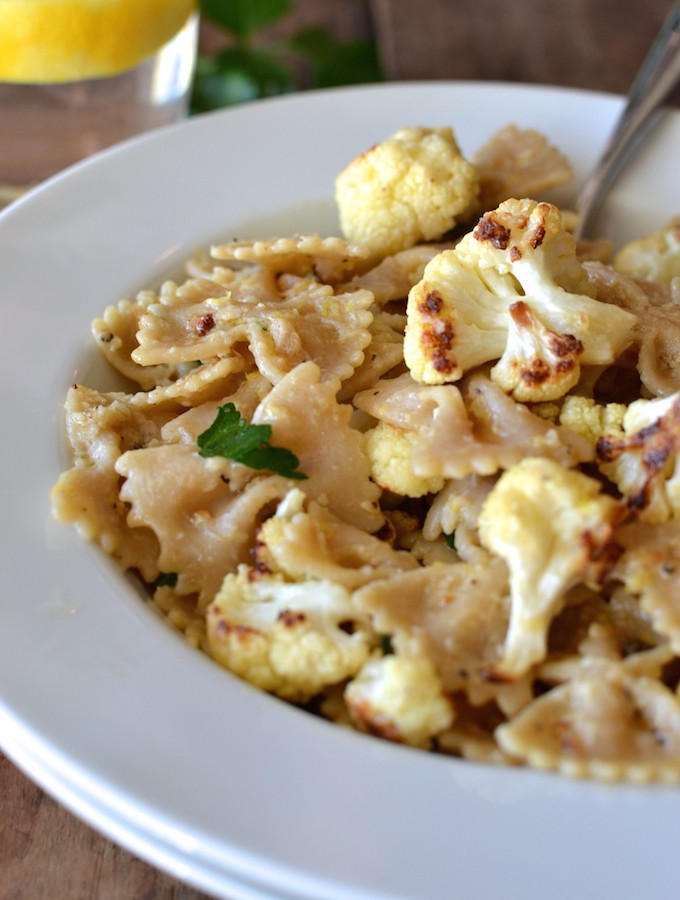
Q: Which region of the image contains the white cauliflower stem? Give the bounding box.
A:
[335,126,479,258]
[404,199,637,388]
[478,457,623,677]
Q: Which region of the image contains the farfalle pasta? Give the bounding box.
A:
[52,121,680,783]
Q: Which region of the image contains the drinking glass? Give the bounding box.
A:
[0,3,199,203]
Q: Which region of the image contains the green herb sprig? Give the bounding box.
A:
[193,0,383,113]
[198,402,307,480]
[153,572,178,588]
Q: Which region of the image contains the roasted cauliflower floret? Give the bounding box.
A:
[559,395,627,447]
[345,651,454,748]
[596,392,680,522]
[335,126,479,258]
[478,457,623,678]
[404,199,636,390]
[206,567,373,702]
[490,299,584,401]
[366,422,445,497]
[614,217,680,286]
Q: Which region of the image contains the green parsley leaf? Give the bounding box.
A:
[380,634,394,656]
[288,26,384,88]
[197,402,307,480]
[200,0,291,39]
[193,2,383,113]
[191,47,294,112]
[444,532,457,551]
[154,572,178,588]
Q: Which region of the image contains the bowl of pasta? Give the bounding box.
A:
[1,81,680,900]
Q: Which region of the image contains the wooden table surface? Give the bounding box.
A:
[2,1,677,897]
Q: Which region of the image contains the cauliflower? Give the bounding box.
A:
[335,126,479,258]
[478,457,623,678]
[560,393,680,522]
[614,217,680,286]
[206,567,373,702]
[345,651,454,748]
[559,395,627,447]
[404,199,637,390]
[596,392,680,522]
[365,422,445,497]
[489,299,584,401]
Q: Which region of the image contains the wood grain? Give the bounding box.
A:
[370,0,676,97]
[0,751,212,899]
[3,1,678,897]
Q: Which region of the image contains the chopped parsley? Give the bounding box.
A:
[197,402,307,480]
[380,634,394,656]
[154,572,178,588]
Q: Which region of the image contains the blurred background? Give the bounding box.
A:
[1,0,677,205]
[194,0,678,109]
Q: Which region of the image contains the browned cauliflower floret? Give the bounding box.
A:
[596,392,680,522]
[345,651,454,748]
[206,566,373,703]
[404,199,636,392]
[335,126,479,258]
[490,299,584,402]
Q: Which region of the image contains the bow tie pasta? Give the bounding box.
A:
[52,121,680,783]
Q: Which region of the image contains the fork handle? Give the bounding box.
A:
[575,0,680,239]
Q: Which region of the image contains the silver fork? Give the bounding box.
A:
[574,0,680,239]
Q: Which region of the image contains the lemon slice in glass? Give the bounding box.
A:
[0,0,197,83]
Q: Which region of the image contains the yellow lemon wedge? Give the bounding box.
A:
[0,0,196,83]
